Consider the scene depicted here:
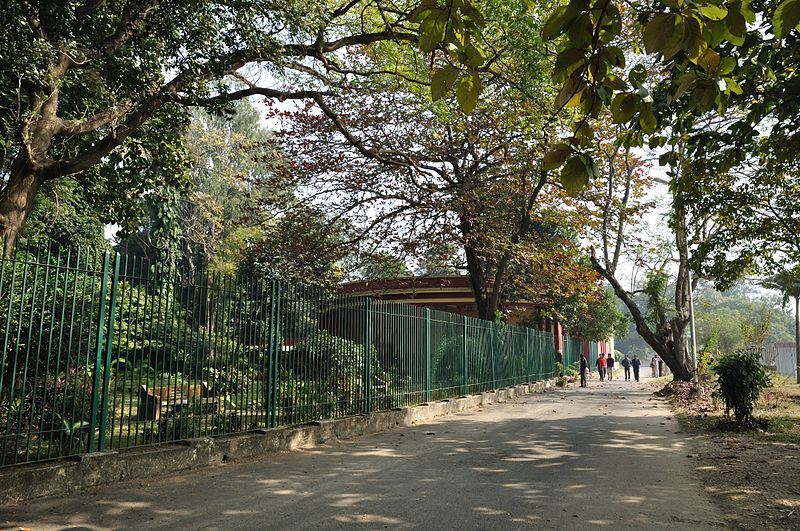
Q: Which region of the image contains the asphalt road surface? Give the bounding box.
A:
[0,377,724,530]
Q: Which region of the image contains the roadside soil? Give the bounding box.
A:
[659,379,800,531]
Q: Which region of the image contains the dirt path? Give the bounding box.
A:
[0,382,724,530]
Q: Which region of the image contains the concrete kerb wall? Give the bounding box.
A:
[0,379,555,504]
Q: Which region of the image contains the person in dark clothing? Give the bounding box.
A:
[631,355,641,382]
[620,354,631,381]
[606,354,615,380]
[580,354,588,387]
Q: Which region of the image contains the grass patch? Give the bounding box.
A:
[666,378,800,443]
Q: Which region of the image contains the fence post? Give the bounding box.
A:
[97,253,121,452]
[270,280,281,428]
[462,319,468,395]
[364,298,372,412]
[525,328,530,383]
[88,252,111,453]
[490,322,496,390]
[425,308,431,403]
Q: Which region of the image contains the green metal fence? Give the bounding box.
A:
[561,335,583,374]
[0,243,559,467]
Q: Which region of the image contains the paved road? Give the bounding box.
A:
[0,378,724,530]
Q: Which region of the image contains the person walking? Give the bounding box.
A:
[580,354,588,387]
[595,353,606,381]
[632,355,641,382]
[650,355,658,377]
[606,353,615,381]
[621,354,631,381]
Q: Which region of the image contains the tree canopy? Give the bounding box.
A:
[1,0,482,242]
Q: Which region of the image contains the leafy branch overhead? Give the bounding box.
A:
[535,0,800,192]
[412,0,490,114]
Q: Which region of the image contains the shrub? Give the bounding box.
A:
[554,361,566,386]
[712,349,771,424]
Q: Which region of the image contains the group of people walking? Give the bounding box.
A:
[579,352,641,387]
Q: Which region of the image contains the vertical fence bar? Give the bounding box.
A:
[364,298,372,413]
[462,319,468,395]
[266,279,275,428]
[490,323,496,389]
[97,253,120,452]
[270,281,281,428]
[87,252,111,453]
[425,308,431,403]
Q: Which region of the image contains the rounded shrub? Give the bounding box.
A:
[712,349,771,425]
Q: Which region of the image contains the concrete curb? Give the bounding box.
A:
[0,379,554,504]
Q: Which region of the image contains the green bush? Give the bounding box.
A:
[554,361,566,386]
[565,361,579,377]
[712,349,771,424]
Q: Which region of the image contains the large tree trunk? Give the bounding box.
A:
[0,160,43,252]
[663,321,694,380]
[592,254,694,381]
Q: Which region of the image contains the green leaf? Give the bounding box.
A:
[603,74,628,91]
[726,78,743,94]
[697,48,721,73]
[708,19,728,46]
[662,15,687,60]
[611,93,636,123]
[555,48,586,76]
[542,5,580,41]
[773,0,800,38]
[543,144,572,170]
[699,4,728,20]
[692,80,718,111]
[461,45,485,68]
[639,102,657,133]
[717,56,737,75]
[601,46,625,68]
[643,14,675,54]
[573,120,595,147]
[455,71,481,114]
[555,76,585,109]
[431,66,460,101]
[724,9,747,45]
[567,14,593,47]
[671,71,697,102]
[740,0,756,23]
[418,10,449,52]
[560,156,591,195]
[409,0,439,23]
[683,16,708,61]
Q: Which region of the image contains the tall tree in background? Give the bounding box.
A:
[116,99,279,272]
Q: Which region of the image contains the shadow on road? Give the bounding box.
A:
[0,384,724,530]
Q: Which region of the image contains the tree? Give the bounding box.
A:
[560,287,630,342]
[357,251,412,280]
[1,0,494,245]
[268,83,601,319]
[416,242,461,276]
[682,141,800,287]
[23,178,109,250]
[534,0,800,187]
[763,269,800,384]
[262,0,603,320]
[239,206,353,286]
